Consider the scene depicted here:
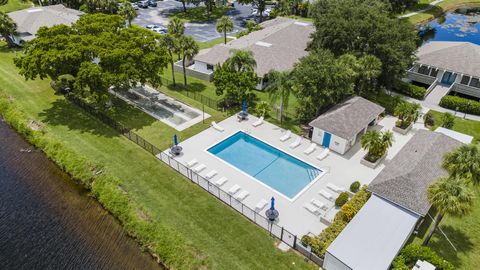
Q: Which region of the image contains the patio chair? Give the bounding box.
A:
[255,199,268,211]
[252,116,264,127]
[316,148,330,160]
[214,177,228,186]
[319,189,334,200]
[289,137,301,148]
[228,184,241,195]
[186,159,198,167]
[205,170,218,180]
[303,203,321,215]
[192,164,206,173]
[303,143,317,155]
[327,183,345,193]
[311,198,327,210]
[235,190,250,201]
[211,121,225,132]
[280,130,291,142]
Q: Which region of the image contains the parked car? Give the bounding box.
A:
[145,24,160,29]
[153,28,167,34]
[148,0,157,7]
[138,1,149,8]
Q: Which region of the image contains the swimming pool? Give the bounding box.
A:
[207,131,323,199]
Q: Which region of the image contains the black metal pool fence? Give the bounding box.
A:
[66,94,324,266]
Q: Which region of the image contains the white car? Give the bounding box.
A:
[252,8,271,16]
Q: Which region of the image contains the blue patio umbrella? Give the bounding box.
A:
[270,197,275,210]
[242,100,247,113]
[174,134,178,146]
[265,196,279,222]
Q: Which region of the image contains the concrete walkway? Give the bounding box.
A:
[425,84,451,105]
[398,0,444,19]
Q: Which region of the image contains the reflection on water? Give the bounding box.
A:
[0,119,162,270]
[421,7,480,45]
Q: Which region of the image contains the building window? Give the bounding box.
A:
[470,77,480,88]
[429,68,438,77]
[418,65,430,75]
[461,75,471,85]
[206,64,214,71]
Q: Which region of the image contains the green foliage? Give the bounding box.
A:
[168,17,185,38]
[265,70,292,123]
[392,244,454,270]
[118,0,137,26]
[424,111,435,127]
[361,130,394,162]
[216,16,234,44]
[178,35,199,86]
[350,181,361,193]
[394,80,427,99]
[50,74,76,94]
[310,0,417,89]
[14,14,169,104]
[273,0,310,17]
[255,100,270,117]
[213,62,258,107]
[335,192,349,207]
[441,112,455,129]
[0,11,17,47]
[394,101,421,128]
[443,144,480,185]
[388,0,420,13]
[237,21,262,38]
[440,95,480,115]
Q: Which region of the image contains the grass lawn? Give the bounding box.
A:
[428,110,480,142]
[0,43,316,269]
[407,0,480,24]
[0,0,32,13]
[170,6,229,23]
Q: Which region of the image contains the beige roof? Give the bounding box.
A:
[416,41,480,76]
[193,17,314,77]
[368,130,463,216]
[8,4,83,38]
[309,96,385,140]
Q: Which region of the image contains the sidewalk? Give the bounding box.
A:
[398,0,444,19]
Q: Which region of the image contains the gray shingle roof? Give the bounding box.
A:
[193,17,313,77]
[368,130,463,216]
[8,4,83,40]
[308,96,385,140]
[416,41,480,76]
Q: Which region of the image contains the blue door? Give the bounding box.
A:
[441,72,456,85]
[322,132,332,148]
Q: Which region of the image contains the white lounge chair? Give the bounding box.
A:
[316,148,330,160]
[319,189,334,200]
[211,121,224,132]
[304,203,321,215]
[280,130,291,142]
[186,159,198,167]
[327,183,345,193]
[255,199,268,211]
[311,199,326,210]
[205,170,217,179]
[252,116,264,127]
[192,164,206,173]
[228,184,241,195]
[289,137,301,148]
[303,143,317,155]
[235,190,250,201]
[215,177,228,186]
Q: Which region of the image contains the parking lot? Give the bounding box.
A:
[132,0,255,42]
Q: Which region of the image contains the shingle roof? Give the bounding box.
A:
[308,96,385,140]
[416,41,480,76]
[8,4,83,40]
[193,17,313,77]
[368,130,463,216]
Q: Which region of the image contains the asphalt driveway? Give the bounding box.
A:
[133,0,254,42]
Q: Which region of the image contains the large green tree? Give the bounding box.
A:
[14,14,169,104]
[216,16,234,44]
[178,35,199,86]
[0,11,17,47]
[160,34,178,86]
[226,49,256,72]
[309,0,417,89]
[423,177,474,246]
[443,144,480,185]
[265,70,292,124]
[118,0,137,26]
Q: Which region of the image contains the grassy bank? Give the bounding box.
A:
[170,6,229,23]
[428,110,480,142]
[407,0,480,24]
[0,0,32,13]
[0,43,315,269]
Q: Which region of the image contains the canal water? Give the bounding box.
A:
[0,119,162,270]
[421,6,480,45]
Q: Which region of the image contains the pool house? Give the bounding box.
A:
[309,97,385,155]
[407,41,480,98]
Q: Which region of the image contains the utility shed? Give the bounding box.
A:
[309,96,384,154]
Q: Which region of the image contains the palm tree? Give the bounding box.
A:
[264,70,291,124]
[394,102,421,129]
[161,34,178,86]
[225,49,256,72]
[423,177,474,246]
[0,11,17,47]
[443,144,480,185]
[118,0,137,26]
[216,16,234,44]
[178,36,199,86]
[360,130,394,162]
[168,17,185,39]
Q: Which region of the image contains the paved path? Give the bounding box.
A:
[425,83,450,105]
[398,0,445,19]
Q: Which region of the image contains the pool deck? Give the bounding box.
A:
[160,114,426,237]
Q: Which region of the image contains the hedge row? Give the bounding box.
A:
[301,186,371,257]
[0,93,203,269]
[394,81,427,99]
[439,95,480,115]
[391,243,454,270]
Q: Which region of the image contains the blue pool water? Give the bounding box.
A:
[208,131,322,199]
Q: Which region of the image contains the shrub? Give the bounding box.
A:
[50,74,75,94]
[394,101,421,129]
[350,181,361,193]
[339,204,357,222]
[394,80,427,99]
[391,244,454,270]
[369,91,404,115]
[439,95,480,115]
[424,111,435,127]
[441,112,455,129]
[335,192,349,207]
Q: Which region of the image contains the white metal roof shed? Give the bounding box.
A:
[435,127,473,144]
[323,195,420,270]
